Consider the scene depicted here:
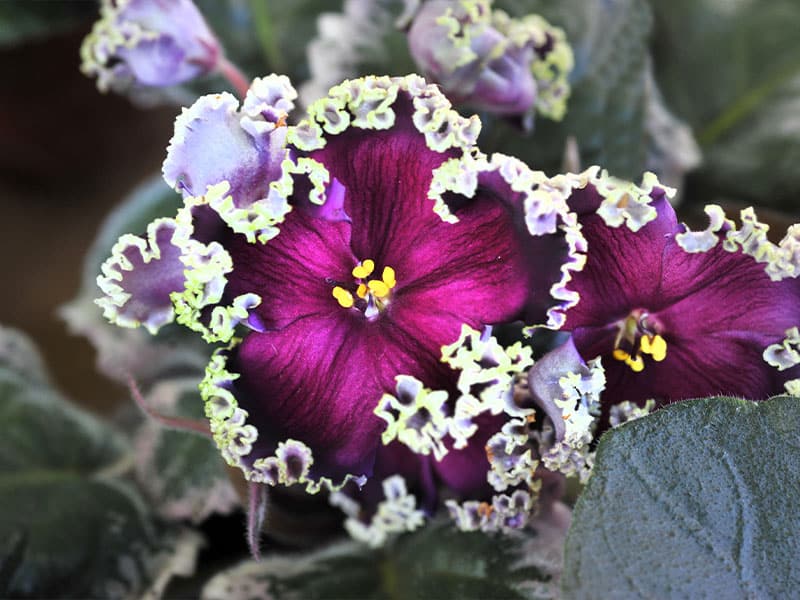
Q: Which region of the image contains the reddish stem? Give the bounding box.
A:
[126,374,212,438]
[217,55,251,99]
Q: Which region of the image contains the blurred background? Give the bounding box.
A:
[1,22,175,413]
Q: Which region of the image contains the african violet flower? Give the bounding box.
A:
[97,74,578,538]
[527,168,800,460]
[81,0,222,93]
[406,0,574,121]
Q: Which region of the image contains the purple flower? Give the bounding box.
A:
[536,169,800,416]
[81,0,221,93]
[97,74,576,502]
[406,0,573,121]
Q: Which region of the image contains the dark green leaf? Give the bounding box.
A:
[0,334,202,598]
[135,379,239,523]
[202,518,566,599]
[487,0,654,179]
[650,0,800,207]
[562,396,800,598]
[0,367,127,475]
[0,325,51,386]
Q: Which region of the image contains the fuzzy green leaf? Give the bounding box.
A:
[134,379,238,523]
[0,342,194,598]
[562,395,800,598]
[203,518,567,600]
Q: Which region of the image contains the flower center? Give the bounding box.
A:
[611,308,667,372]
[331,258,397,318]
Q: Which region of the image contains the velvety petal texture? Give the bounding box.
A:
[218,82,530,486]
[99,75,576,532]
[81,0,220,92]
[560,171,800,407]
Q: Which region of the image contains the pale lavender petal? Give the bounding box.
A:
[162,90,288,209]
[81,0,220,92]
[96,218,185,333]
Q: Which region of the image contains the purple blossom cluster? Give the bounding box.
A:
[87,0,800,550]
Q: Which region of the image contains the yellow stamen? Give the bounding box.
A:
[367,279,390,298]
[382,266,396,289]
[625,355,644,372]
[613,348,630,362]
[352,259,375,279]
[640,334,667,361]
[356,283,368,299]
[332,286,354,308]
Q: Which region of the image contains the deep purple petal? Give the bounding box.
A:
[307,103,528,329]
[309,100,456,266]
[432,413,502,499]
[224,208,355,330]
[600,242,800,404]
[563,184,678,330]
[231,309,457,483]
[387,194,529,329]
[341,442,438,517]
[566,186,800,406]
[597,334,792,408]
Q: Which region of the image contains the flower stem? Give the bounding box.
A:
[217,55,252,98]
[126,374,212,438]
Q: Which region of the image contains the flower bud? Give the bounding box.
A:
[81,0,221,93]
[407,0,572,120]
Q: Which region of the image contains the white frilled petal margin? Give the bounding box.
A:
[163,76,298,243]
[96,217,186,334]
[96,183,263,343]
[199,346,369,495]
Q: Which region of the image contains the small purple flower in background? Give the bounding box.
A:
[81,0,224,93]
[97,73,578,540]
[406,0,574,122]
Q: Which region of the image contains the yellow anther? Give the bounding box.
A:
[382,266,396,289]
[332,286,354,308]
[612,348,630,362]
[367,279,390,298]
[352,259,375,279]
[625,355,645,373]
[640,334,667,361]
[356,283,368,299]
